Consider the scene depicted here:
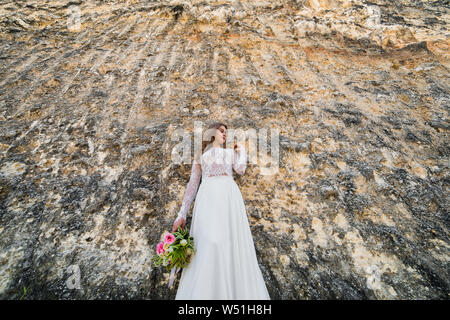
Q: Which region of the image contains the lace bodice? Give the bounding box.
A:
[174,145,247,223]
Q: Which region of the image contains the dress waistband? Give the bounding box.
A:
[203,174,234,181]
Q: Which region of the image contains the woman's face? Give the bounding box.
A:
[215,125,227,145]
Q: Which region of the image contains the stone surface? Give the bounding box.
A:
[0,0,448,299]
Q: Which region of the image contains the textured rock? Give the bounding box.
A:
[0,0,448,299]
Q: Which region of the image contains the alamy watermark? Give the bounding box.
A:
[171,121,280,176]
[67,5,81,32]
[57,264,81,290]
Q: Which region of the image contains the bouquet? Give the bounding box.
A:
[151,227,195,288]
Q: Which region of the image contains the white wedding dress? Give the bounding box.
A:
[173,144,270,300]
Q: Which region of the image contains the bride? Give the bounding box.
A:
[171,122,270,300]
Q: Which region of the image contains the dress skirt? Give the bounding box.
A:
[175,175,270,300]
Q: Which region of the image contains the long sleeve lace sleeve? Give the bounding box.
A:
[174,161,202,223]
[233,145,247,175]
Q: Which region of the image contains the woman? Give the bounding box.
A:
[172,122,270,300]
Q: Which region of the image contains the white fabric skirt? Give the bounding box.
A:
[175,175,270,300]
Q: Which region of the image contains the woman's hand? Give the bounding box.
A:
[234,142,240,153]
[172,217,186,233]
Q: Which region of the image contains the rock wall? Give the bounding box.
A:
[0,0,448,299]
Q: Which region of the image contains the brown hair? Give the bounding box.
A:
[194,122,228,163]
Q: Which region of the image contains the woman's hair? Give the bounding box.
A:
[194,121,227,163]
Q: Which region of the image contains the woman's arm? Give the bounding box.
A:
[232,144,247,175]
[173,161,202,227]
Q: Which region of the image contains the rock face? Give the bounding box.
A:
[0,0,448,299]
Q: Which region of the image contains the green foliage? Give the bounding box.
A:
[19,286,27,300]
[151,226,196,273]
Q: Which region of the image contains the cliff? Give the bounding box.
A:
[0,0,448,299]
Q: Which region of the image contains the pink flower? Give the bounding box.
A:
[156,242,165,255]
[160,231,170,242]
[164,233,176,245]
